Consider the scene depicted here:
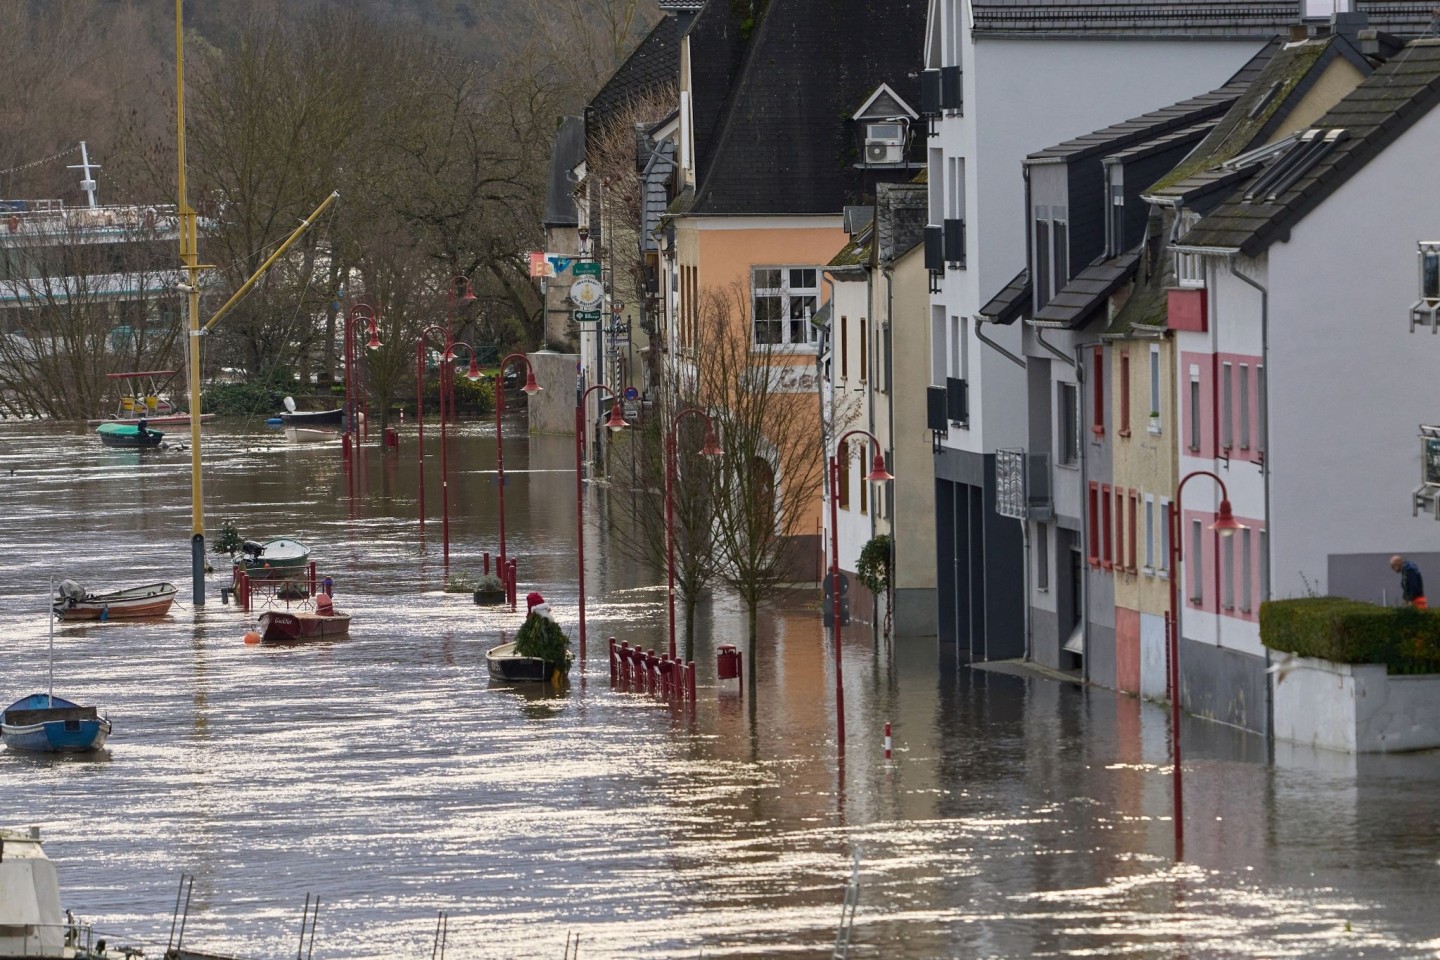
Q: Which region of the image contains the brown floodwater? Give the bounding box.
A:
[1,416,1439,959]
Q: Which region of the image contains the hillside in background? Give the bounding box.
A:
[0,0,658,204]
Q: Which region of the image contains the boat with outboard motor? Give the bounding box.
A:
[96,420,163,448]
[52,579,177,620]
[238,538,311,581]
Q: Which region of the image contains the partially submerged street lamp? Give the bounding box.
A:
[576,385,629,661]
[495,353,542,592]
[1166,470,1245,862]
[828,429,894,749]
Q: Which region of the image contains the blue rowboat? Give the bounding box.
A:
[1,693,111,753]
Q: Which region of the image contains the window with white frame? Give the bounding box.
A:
[1037,525,1049,591]
[931,306,946,384]
[1190,519,1204,603]
[1239,363,1251,449]
[1174,211,1204,287]
[1159,498,1172,575]
[1059,382,1080,466]
[1259,528,1269,601]
[1144,494,1155,571]
[751,267,819,347]
[1149,344,1161,423]
[1222,532,1235,610]
[1033,206,1069,309]
[1241,528,1253,613]
[1422,242,1440,301]
[1221,362,1233,450]
[1188,368,1201,452]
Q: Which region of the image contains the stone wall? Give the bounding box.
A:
[1273,655,1440,753]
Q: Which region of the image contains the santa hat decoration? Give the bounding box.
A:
[526,591,545,613]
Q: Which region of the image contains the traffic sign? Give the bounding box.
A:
[574,310,602,323]
[573,261,601,277]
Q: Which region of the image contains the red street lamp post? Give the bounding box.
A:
[828,429,894,749]
[445,275,476,425]
[665,407,722,661]
[416,325,453,559]
[496,353,542,580]
[576,384,629,661]
[343,304,379,457]
[1166,470,1245,862]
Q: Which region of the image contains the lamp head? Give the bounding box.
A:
[865,451,895,483]
[1211,499,1245,537]
[521,369,542,395]
[465,356,482,382]
[604,400,629,432]
[700,428,722,458]
[365,327,381,350]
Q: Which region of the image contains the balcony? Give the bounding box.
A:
[1413,425,1440,520]
[995,449,1054,521]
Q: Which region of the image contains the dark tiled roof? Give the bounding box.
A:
[971,0,1440,37]
[585,16,678,139]
[1028,91,1245,165]
[979,268,1032,325]
[876,183,928,263]
[1104,242,1173,338]
[1180,39,1440,254]
[1145,35,1367,200]
[688,0,927,215]
[543,116,585,227]
[1032,251,1142,328]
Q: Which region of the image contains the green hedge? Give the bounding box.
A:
[1260,596,1440,674]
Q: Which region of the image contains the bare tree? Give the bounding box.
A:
[695,285,830,676]
[0,208,182,419]
[605,356,722,662]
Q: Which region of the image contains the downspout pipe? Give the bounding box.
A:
[1036,326,1076,368]
[884,267,897,642]
[972,317,1031,659]
[821,273,838,583]
[1228,255,1274,757]
[974,315,1026,368]
[1073,336,1106,686]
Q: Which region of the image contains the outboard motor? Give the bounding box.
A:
[241,540,265,560]
[55,580,86,607]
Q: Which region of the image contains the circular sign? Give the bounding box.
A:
[569,277,604,310]
[623,386,639,401]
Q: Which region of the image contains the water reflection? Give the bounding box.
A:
[1,419,1438,958]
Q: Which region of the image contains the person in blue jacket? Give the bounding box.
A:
[1390,555,1427,609]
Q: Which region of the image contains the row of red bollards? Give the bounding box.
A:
[608,637,698,704]
[481,552,520,611]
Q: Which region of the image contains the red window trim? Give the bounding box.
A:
[1102,483,1113,570]
[1092,347,1105,437]
[1128,490,1139,573]
[1088,482,1100,566]
[1118,352,1131,438]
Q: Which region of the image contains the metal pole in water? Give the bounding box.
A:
[884,722,892,762]
[47,578,54,707]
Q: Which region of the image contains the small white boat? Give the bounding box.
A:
[53,579,177,620]
[284,425,339,443]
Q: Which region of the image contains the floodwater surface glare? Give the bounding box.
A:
[2,418,1440,959]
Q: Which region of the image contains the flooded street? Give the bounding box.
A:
[2,417,1439,959]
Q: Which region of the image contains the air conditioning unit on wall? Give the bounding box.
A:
[864,121,906,165]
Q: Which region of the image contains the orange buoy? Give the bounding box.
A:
[243,631,261,645]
